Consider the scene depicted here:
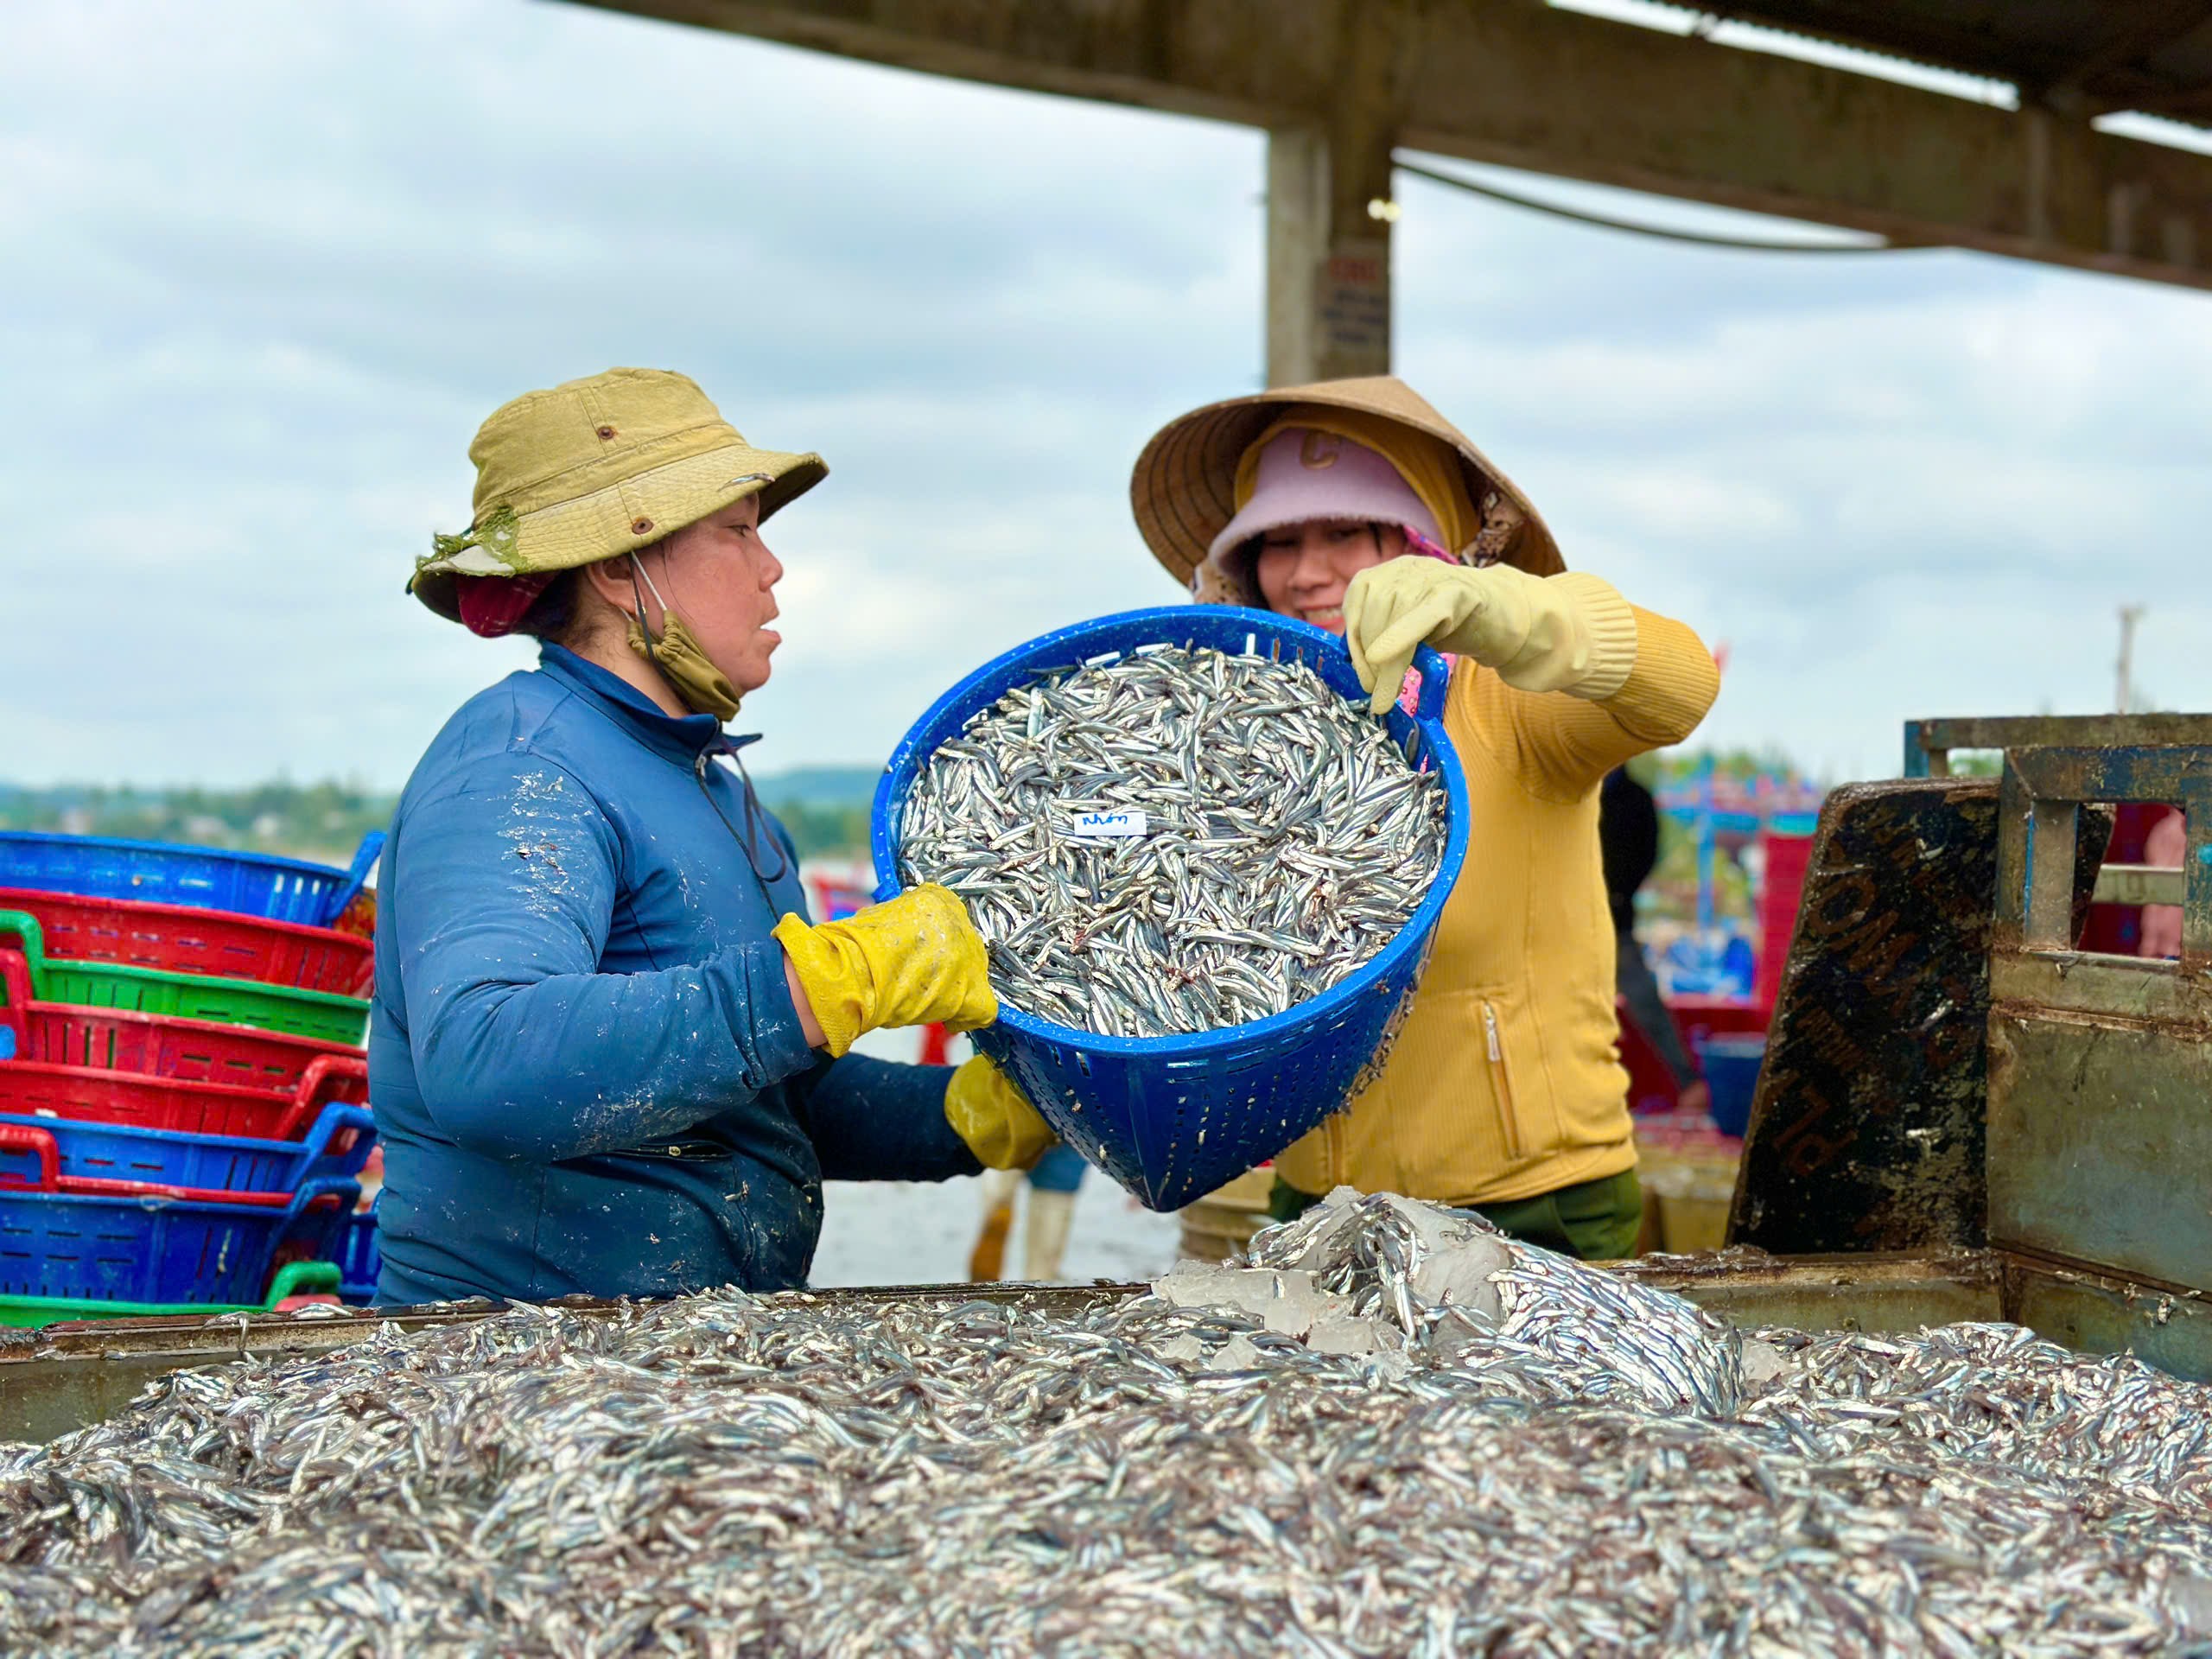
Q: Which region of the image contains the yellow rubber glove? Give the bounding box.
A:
[1342,561,1637,715]
[944,1055,1058,1171]
[772,885,997,1058]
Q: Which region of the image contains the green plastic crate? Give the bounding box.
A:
[0,1260,342,1328]
[0,910,368,1045]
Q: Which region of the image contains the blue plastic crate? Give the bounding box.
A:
[337,1199,379,1304]
[1694,1033,1768,1139]
[0,1176,359,1304]
[871,606,1470,1213]
[0,1103,376,1196]
[0,830,384,928]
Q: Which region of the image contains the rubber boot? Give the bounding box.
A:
[968,1167,1023,1281]
[1021,1189,1078,1283]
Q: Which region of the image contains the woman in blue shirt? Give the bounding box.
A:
[372,367,1050,1306]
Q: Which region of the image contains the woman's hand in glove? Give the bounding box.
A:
[1342,560,1632,715]
[944,1055,1057,1171]
[772,884,997,1058]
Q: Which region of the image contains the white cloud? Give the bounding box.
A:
[1,0,2207,796]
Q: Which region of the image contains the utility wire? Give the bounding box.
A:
[1395,157,1917,254]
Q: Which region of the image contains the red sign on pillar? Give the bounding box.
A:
[1319,238,1389,371]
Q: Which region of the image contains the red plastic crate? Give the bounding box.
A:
[0,887,372,997]
[0,1053,366,1140]
[1,948,367,1103]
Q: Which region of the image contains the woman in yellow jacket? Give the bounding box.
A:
[1131,377,1719,1260]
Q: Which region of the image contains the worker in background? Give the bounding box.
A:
[372,368,1052,1306]
[1600,766,1710,1117]
[2139,807,2186,960]
[969,1143,1087,1282]
[1131,377,1719,1260]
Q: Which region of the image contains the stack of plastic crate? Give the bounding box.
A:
[0,830,385,1325]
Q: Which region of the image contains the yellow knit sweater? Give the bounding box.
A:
[1274,576,1720,1205]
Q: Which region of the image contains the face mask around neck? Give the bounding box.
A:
[626,556,742,722]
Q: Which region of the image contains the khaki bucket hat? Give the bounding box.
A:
[1129,375,1564,600]
[410,367,827,623]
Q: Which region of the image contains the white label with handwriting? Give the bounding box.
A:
[1063,810,1148,840]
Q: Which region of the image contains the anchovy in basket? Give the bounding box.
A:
[897,643,1448,1038]
[6,1191,2212,1655]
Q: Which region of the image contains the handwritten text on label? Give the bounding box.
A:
[1063,810,1149,840]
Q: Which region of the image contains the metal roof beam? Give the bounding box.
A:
[2033,3,2212,114]
[568,0,2212,291]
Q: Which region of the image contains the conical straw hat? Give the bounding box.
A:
[1130,375,1563,593]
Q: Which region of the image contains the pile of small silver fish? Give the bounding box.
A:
[6,1189,2212,1656]
[1218,1187,1748,1418]
[897,643,1446,1036]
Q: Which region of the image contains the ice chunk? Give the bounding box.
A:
[1377,1191,1502,1246]
[1739,1338,1789,1389]
[2171,1575,2212,1636]
[1408,1235,1512,1322]
[1357,1351,1416,1385]
[1282,1187,1368,1270]
[1152,1263,1340,1338]
[1204,1333,1264,1372]
[1306,1311,1404,1356]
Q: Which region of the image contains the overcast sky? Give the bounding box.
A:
[4,0,2208,791]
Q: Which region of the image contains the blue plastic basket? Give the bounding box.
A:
[0,1103,377,1197]
[1694,1033,1768,1139]
[871,606,1470,1212]
[0,1175,359,1304]
[0,830,384,928]
[337,1199,379,1304]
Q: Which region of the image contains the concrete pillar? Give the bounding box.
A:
[1264,116,1395,385]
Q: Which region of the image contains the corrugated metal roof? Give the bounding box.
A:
[1713,1,2212,122]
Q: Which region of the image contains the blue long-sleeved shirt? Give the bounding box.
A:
[368,645,979,1305]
